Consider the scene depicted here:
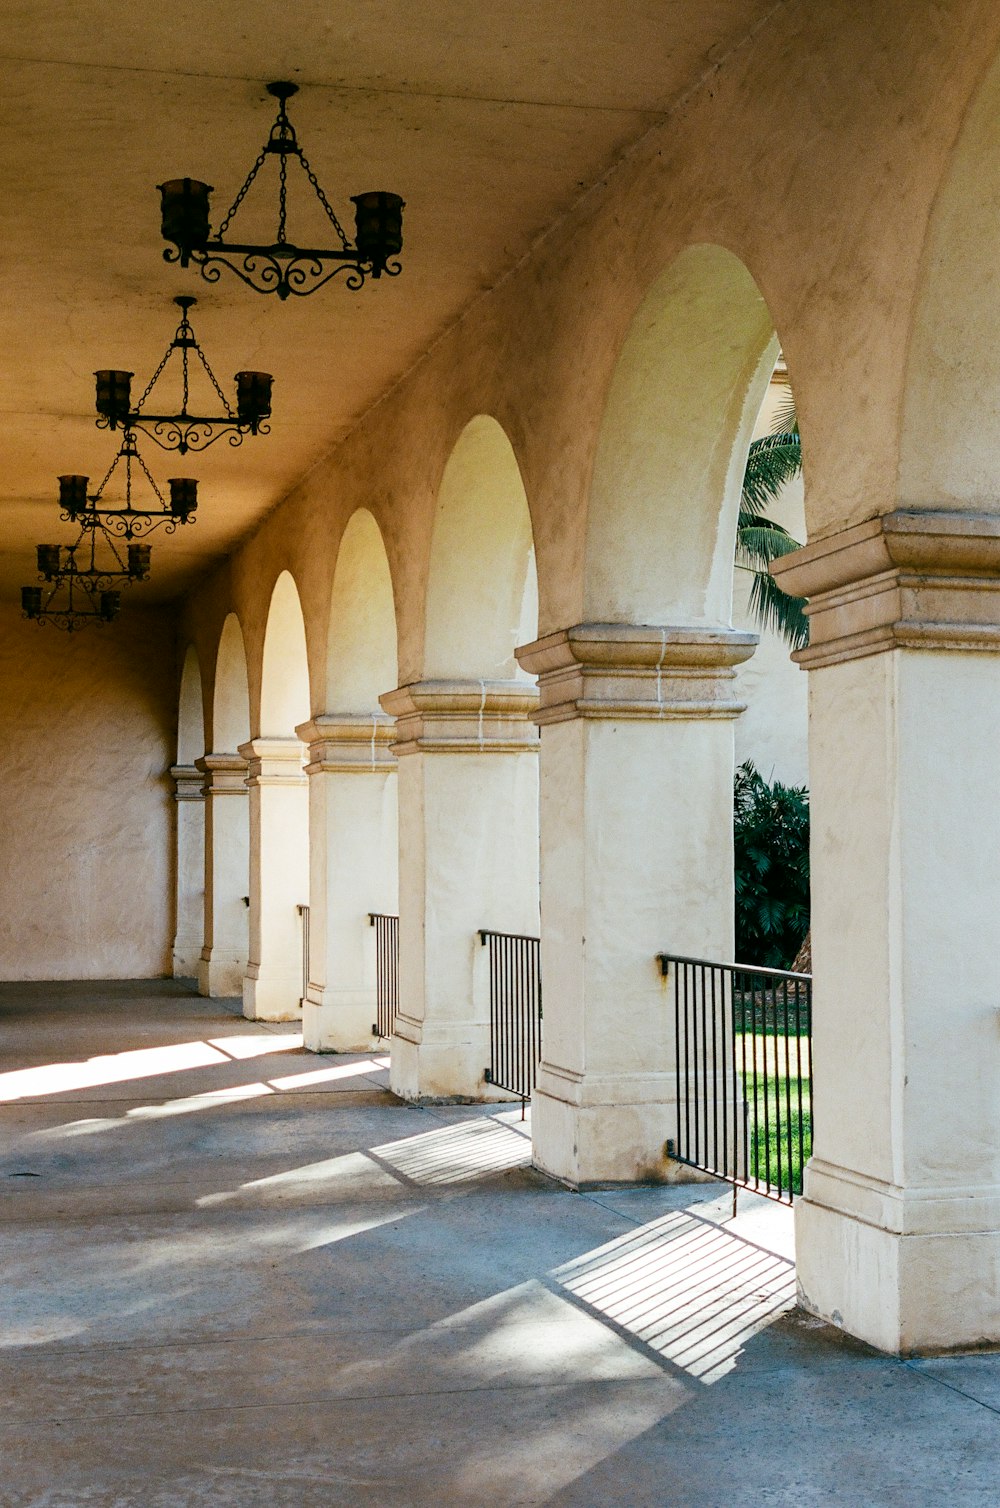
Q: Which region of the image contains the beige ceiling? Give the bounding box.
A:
[0,1,776,603]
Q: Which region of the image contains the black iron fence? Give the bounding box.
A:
[369,912,399,1039]
[657,952,812,1206]
[479,929,542,1112]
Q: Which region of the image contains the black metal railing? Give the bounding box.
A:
[369,912,399,1039]
[479,929,542,1112]
[296,903,310,1002]
[657,952,812,1206]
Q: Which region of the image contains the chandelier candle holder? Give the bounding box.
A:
[158,81,404,300]
[95,296,273,455]
[59,429,198,541]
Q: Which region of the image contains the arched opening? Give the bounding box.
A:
[171,645,205,979]
[327,508,398,710]
[386,416,540,1101]
[302,510,400,1052]
[213,612,251,754]
[527,245,779,1188]
[243,571,311,1021]
[424,414,538,679]
[198,613,252,999]
[585,243,777,625]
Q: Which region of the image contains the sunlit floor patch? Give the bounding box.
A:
[553,1210,796,1384]
[369,1116,532,1186]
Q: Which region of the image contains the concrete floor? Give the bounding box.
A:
[0,983,998,1506]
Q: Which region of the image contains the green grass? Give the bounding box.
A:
[735,1032,812,1196]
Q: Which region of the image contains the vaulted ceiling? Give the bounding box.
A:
[0,2,777,601]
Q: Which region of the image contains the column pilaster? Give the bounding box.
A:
[195,753,249,998]
[379,680,540,1100]
[516,623,756,1187]
[239,737,309,1022]
[296,714,398,1052]
[772,510,1000,1353]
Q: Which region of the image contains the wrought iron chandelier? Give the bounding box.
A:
[20,529,145,632]
[59,429,198,541]
[95,296,273,455]
[158,81,404,300]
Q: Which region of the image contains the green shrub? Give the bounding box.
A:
[734,760,809,968]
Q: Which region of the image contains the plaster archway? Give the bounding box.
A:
[524,245,777,1188]
[385,416,540,1100]
[301,511,401,1051]
[243,572,311,1020]
[171,645,205,978]
[197,614,252,999]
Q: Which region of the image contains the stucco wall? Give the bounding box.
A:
[0,609,177,980]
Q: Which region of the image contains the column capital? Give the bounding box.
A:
[238,737,307,786]
[379,680,539,755]
[772,509,1000,668]
[295,713,397,773]
[515,623,756,725]
[195,752,248,796]
[169,763,205,802]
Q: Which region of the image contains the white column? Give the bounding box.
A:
[239,737,309,1022]
[379,680,539,1100]
[196,754,249,998]
[296,714,398,1052]
[774,510,1000,1354]
[516,624,756,1187]
[170,764,205,978]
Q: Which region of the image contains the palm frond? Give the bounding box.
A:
[770,392,799,436]
[748,567,810,650]
[742,433,802,513]
[736,521,799,571]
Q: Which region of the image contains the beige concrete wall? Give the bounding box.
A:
[0,609,176,980]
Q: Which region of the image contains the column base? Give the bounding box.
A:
[390,1015,513,1103]
[532,1063,702,1187]
[172,931,203,980]
[242,965,304,1022]
[197,953,245,999]
[302,986,377,1053]
[796,1160,1000,1354]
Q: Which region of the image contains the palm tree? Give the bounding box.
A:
[737,395,808,650]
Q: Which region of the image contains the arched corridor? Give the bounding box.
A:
[6,6,1000,1493]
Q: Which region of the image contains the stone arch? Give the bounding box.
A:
[423,414,538,678]
[212,613,251,753]
[900,46,1000,509]
[260,570,311,736]
[584,243,778,627]
[327,508,398,710]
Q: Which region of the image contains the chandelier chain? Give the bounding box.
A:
[217,148,269,239]
[298,147,351,249]
[133,442,167,508]
[194,344,236,418]
[278,152,289,244]
[135,345,173,413]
